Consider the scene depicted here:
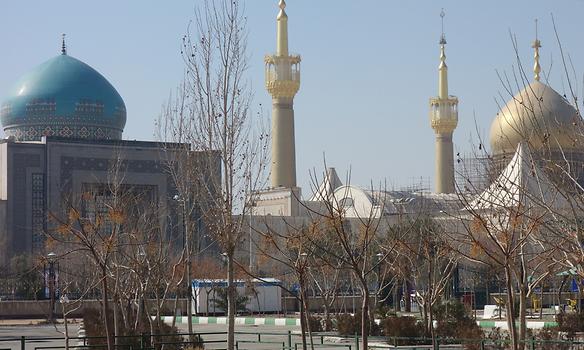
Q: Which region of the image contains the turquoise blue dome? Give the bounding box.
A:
[0,53,126,141]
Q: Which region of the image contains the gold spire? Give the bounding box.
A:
[278,0,287,18]
[532,19,541,81]
[276,0,288,56]
[438,9,448,99]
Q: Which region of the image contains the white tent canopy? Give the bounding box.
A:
[469,142,568,211]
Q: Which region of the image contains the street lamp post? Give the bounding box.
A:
[47,252,57,322]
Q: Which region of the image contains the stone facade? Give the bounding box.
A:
[0,136,219,263]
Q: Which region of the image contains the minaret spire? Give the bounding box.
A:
[532,19,541,81]
[429,9,458,194]
[266,0,301,189]
[61,33,67,55]
[277,0,289,56]
[438,9,448,99]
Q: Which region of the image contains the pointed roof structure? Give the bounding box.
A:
[310,167,343,202]
[470,142,567,210]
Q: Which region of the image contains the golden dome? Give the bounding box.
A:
[489,80,582,155]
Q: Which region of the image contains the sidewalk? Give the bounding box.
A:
[0,318,81,326]
[160,315,301,326]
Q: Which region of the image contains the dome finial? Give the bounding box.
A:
[439,9,446,45]
[61,33,67,55]
[532,19,541,81]
[277,0,287,20]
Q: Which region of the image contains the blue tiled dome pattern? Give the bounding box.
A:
[0,54,126,141]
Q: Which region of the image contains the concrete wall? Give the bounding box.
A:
[0,299,189,319]
[0,295,374,318]
[282,295,375,314]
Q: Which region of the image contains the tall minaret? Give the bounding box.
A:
[266,0,301,188]
[429,10,458,194]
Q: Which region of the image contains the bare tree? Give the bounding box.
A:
[299,171,402,350]
[391,217,459,341]
[158,1,269,348]
[252,218,317,350]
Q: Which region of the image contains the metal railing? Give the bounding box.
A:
[2,331,584,350]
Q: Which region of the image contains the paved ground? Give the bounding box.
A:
[0,324,79,350]
[177,324,366,350]
[0,322,349,350]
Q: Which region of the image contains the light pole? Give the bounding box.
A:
[47,252,57,322]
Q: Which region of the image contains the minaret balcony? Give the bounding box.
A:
[265,54,301,98]
[265,55,301,83]
[429,96,458,132]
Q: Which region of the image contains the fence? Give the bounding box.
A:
[2,331,584,350]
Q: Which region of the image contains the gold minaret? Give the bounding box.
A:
[266,0,301,188]
[429,10,458,194]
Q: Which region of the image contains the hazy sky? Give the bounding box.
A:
[1,1,584,192]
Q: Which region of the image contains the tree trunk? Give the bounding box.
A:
[360,288,369,350]
[227,253,236,350]
[185,217,193,340]
[395,279,401,312]
[63,307,69,350]
[428,298,435,344]
[101,267,114,350]
[323,302,331,331]
[300,280,314,350]
[504,266,518,350]
[355,273,370,350]
[113,294,119,347]
[299,295,308,350]
[428,261,436,345]
[156,294,162,333]
[518,285,527,350]
[405,280,412,312]
[171,294,179,328]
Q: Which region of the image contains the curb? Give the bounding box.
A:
[476,320,557,330]
[159,316,301,326]
[158,316,558,330]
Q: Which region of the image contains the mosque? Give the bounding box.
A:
[0,39,217,263]
[252,1,583,222]
[0,0,581,274]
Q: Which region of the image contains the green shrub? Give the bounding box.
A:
[375,304,396,319]
[336,314,380,336]
[434,299,484,345]
[557,311,584,338]
[485,328,510,350]
[83,308,187,350]
[533,327,570,350]
[307,315,323,332]
[337,314,359,336]
[382,316,426,345]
